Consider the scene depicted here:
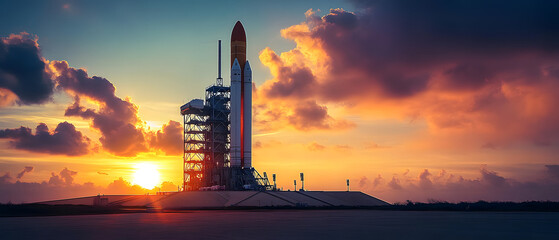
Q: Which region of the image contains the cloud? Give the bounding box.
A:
[359,165,559,203]
[0,33,182,157]
[364,142,389,149]
[0,122,91,156]
[388,176,402,190]
[418,169,433,189]
[49,60,182,156]
[0,33,54,105]
[335,144,352,151]
[148,120,182,155]
[307,142,325,151]
[48,168,77,185]
[0,88,18,107]
[16,166,33,179]
[0,167,167,203]
[160,181,178,192]
[358,176,369,188]
[372,174,383,187]
[49,61,148,156]
[261,49,317,99]
[256,2,559,145]
[0,173,11,183]
[288,100,331,130]
[479,166,507,188]
[254,98,354,131]
[105,177,146,194]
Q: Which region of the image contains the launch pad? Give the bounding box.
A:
[38,191,389,209]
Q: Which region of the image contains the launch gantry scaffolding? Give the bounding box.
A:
[181,85,272,191]
[181,85,231,191]
[182,100,208,191]
[181,39,272,191]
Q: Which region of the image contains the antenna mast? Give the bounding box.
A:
[217,40,223,86]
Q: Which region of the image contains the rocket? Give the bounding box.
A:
[230,21,252,168]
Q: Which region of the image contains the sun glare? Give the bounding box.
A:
[132,163,161,189]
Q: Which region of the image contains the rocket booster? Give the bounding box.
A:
[230,21,252,168]
[243,61,252,168]
[230,59,242,167]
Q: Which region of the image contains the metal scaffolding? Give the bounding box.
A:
[182,101,208,191]
[181,85,272,191]
[180,40,271,191]
[204,85,230,187]
[181,85,231,191]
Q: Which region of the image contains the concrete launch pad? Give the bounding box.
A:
[37,191,389,209]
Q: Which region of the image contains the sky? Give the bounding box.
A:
[1,0,559,203]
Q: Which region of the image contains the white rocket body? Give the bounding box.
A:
[243,61,252,168]
[230,58,242,167]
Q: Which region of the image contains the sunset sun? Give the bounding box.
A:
[132,163,161,189]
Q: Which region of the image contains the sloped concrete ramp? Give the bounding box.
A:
[37,191,389,209]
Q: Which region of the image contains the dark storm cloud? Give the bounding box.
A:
[0,122,90,156]
[261,0,559,100]
[258,1,559,144]
[310,1,559,99]
[0,33,54,105]
[16,166,33,179]
[350,0,559,53]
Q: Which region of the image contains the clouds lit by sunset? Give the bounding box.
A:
[1,0,559,203]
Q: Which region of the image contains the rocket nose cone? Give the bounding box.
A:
[231,21,246,42]
[244,60,251,72]
[232,58,241,69]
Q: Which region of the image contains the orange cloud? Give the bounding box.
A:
[255,7,559,147]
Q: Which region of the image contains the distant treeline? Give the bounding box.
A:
[1,201,559,217]
[374,201,559,212]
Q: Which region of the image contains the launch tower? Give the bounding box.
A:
[181,21,271,191]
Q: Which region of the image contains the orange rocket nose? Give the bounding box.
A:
[231,21,246,69]
[231,21,246,42]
